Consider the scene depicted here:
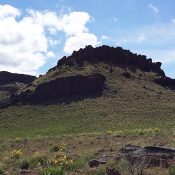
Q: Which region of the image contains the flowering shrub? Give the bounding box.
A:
[49,154,73,167]
[30,153,48,168]
[154,127,161,132]
[50,144,66,152]
[11,149,23,159]
[106,130,113,135]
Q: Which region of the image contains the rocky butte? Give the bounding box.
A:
[55,45,165,77]
[7,45,175,105]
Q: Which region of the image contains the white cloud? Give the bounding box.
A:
[115,22,175,77]
[113,17,118,22]
[133,49,175,64]
[64,33,99,54]
[117,23,175,47]
[148,3,159,13]
[47,51,55,58]
[171,18,175,24]
[48,38,61,46]
[133,49,175,77]
[101,35,109,40]
[61,12,90,36]
[116,38,128,46]
[0,4,99,75]
[0,4,20,19]
[0,6,48,75]
[137,34,147,43]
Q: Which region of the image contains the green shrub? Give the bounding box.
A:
[19,159,30,170]
[168,166,175,175]
[88,169,106,175]
[50,145,60,152]
[29,154,48,168]
[0,169,6,175]
[63,159,84,171]
[115,159,129,172]
[40,166,66,175]
[50,144,66,152]
[94,170,106,175]
[106,159,129,173]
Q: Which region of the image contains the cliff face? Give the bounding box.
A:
[55,45,165,77]
[12,74,106,103]
[0,71,36,85]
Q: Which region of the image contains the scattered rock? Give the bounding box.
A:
[89,159,99,167]
[123,72,131,79]
[89,159,106,167]
[120,144,142,153]
[120,145,175,168]
[106,167,121,175]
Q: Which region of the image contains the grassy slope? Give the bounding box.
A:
[0,63,175,139]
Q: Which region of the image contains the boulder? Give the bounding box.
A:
[89,159,101,168]
[89,158,107,167]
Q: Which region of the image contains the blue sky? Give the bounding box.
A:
[0,0,175,77]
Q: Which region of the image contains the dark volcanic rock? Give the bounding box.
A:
[89,158,107,167]
[89,159,103,167]
[55,45,165,77]
[12,73,106,103]
[120,144,142,153]
[120,145,175,168]
[0,71,36,85]
[142,146,175,154]
[123,72,131,79]
[154,77,175,88]
[106,167,121,175]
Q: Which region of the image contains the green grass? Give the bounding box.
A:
[0,64,175,175]
[0,133,174,175]
[0,63,175,139]
[0,95,175,138]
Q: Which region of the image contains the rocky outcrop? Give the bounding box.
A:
[89,145,175,169]
[0,71,36,85]
[120,145,175,168]
[154,77,175,88]
[12,74,106,103]
[55,45,165,77]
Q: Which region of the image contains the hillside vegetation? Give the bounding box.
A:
[0,45,175,139]
[1,46,175,175]
[0,63,175,138]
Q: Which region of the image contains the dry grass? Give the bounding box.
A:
[0,133,174,175]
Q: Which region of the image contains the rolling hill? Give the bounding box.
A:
[0,45,175,138]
